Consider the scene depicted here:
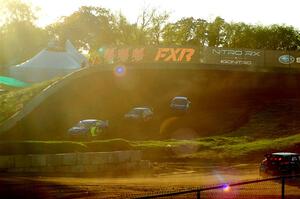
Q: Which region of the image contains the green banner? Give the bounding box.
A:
[0,76,30,88]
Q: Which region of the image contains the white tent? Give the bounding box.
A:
[65,40,87,65]
[9,40,88,83]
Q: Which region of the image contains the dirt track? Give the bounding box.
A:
[1,164,299,198]
[4,67,300,140]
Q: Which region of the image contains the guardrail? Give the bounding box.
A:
[135,174,300,199]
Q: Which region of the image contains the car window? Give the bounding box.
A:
[173,99,187,105]
[82,121,97,128]
[132,109,143,115]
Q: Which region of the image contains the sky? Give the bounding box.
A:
[26,0,300,29]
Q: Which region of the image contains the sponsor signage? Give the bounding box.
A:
[154,48,195,62]
[212,49,261,57]
[98,47,145,63]
[94,46,300,69]
[98,47,197,64]
[220,60,253,65]
[264,50,300,67]
[278,55,295,64]
[201,47,264,66]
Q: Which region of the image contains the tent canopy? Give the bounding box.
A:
[9,40,87,83]
[15,49,81,69]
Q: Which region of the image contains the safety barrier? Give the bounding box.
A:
[0,150,151,174]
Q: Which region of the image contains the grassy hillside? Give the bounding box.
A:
[0,135,299,163]
[0,79,58,124]
[227,99,300,138]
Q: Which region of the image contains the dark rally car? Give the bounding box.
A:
[259,152,300,176]
[68,119,109,138]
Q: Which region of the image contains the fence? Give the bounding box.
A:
[134,175,300,199]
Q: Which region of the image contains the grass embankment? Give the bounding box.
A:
[0,135,299,163]
[0,139,131,155]
[0,79,59,124]
[132,135,300,162]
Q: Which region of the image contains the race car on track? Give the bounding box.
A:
[124,107,153,121]
[170,96,191,111]
[259,152,300,176]
[68,119,109,139]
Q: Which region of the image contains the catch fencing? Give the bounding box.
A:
[134,175,300,199]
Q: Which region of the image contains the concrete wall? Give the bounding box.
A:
[0,151,151,174]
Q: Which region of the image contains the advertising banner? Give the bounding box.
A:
[199,47,264,66]
[264,50,300,68]
[97,47,146,64]
[94,46,300,70]
[152,47,199,63]
[97,46,200,64]
[289,51,300,68]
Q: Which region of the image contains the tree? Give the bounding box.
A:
[223,22,256,48]
[162,17,208,46]
[0,0,47,67]
[0,0,37,24]
[193,19,209,46]
[1,21,48,65]
[130,7,170,45]
[207,17,226,47]
[47,6,116,52]
[113,13,140,45]
[147,10,169,45]
[267,25,300,50]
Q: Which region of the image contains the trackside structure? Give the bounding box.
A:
[9,40,88,83]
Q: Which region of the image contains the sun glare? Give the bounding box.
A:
[23,0,300,28]
[114,65,127,77]
[223,184,231,192]
[25,0,80,26]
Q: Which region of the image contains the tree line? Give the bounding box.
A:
[0,0,300,68]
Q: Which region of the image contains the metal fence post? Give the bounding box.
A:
[281,176,285,199]
[196,190,200,199]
